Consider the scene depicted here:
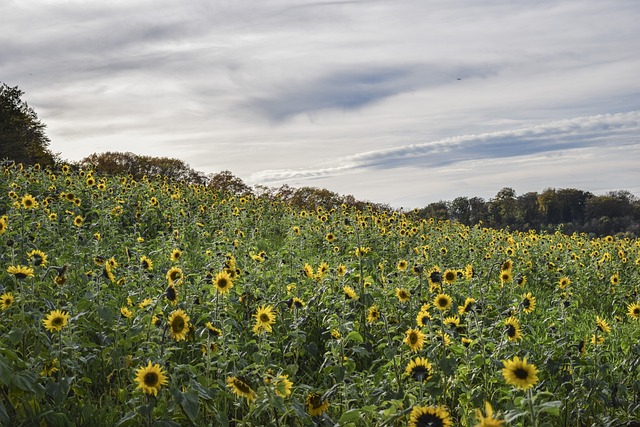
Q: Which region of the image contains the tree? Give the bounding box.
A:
[208,170,252,196]
[0,82,56,166]
[81,151,207,184]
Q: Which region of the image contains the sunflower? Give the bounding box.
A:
[0,292,15,310]
[21,194,38,209]
[443,269,457,284]
[404,328,426,352]
[213,271,233,294]
[168,309,190,341]
[73,215,84,227]
[27,249,48,267]
[443,315,460,328]
[434,293,452,311]
[288,297,305,310]
[499,270,512,285]
[337,264,347,276]
[7,265,35,280]
[465,264,474,280]
[521,293,536,314]
[474,401,504,427]
[165,284,178,304]
[595,316,611,334]
[0,215,7,235]
[140,255,153,271]
[273,375,293,398]
[504,316,522,341]
[138,298,153,309]
[395,287,410,303]
[120,307,133,319]
[252,305,276,335]
[435,329,452,347]
[458,297,476,315]
[627,302,640,320]
[501,259,512,272]
[306,392,329,417]
[397,260,408,271]
[303,263,314,279]
[404,356,433,382]
[367,305,381,323]
[166,266,183,285]
[416,310,432,327]
[408,405,453,427]
[42,309,70,332]
[610,273,620,285]
[205,321,222,337]
[227,376,256,401]
[558,277,571,289]
[134,360,168,396]
[516,275,527,287]
[502,356,539,390]
[40,358,59,377]
[343,285,358,300]
[325,233,335,242]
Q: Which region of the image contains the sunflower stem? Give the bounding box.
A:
[527,388,537,427]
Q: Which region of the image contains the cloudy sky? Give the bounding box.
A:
[2,0,639,208]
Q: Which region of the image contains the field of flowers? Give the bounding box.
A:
[0,163,639,426]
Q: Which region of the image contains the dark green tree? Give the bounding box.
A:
[0,83,56,166]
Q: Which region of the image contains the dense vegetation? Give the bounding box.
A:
[0,163,638,426]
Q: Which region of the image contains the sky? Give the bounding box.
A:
[2,0,639,209]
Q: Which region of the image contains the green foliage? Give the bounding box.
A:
[0,163,639,425]
[0,83,56,167]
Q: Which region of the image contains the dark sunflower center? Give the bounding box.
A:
[218,279,228,288]
[523,299,530,308]
[144,372,158,387]
[514,367,529,380]
[634,308,640,315]
[170,272,181,281]
[234,379,251,394]
[409,333,418,344]
[416,413,444,427]
[15,272,27,279]
[52,317,63,326]
[259,313,270,323]
[506,325,516,337]
[411,366,428,381]
[437,298,448,307]
[172,317,185,332]
[445,272,455,281]
[309,395,322,408]
[33,255,43,266]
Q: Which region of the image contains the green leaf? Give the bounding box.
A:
[339,408,361,423]
[538,400,561,416]
[346,331,364,343]
[115,411,138,427]
[180,389,200,423]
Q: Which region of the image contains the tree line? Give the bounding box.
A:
[2,81,638,237]
[417,187,640,237]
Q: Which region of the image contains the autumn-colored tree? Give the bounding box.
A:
[81,151,207,184]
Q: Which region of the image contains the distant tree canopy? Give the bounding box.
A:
[80,151,208,184]
[417,187,640,237]
[0,82,56,166]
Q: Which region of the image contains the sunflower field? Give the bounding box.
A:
[0,163,639,427]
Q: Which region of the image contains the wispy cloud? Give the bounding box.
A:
[250,111,640,182]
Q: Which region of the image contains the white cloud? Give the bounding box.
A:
[1,0,639,207]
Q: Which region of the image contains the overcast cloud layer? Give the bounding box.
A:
[2,0,639,208]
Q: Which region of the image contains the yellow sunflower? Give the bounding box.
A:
[306,392,329,417]
[397,259,408,271]
[168,309,190,341]
[521,293,536,314]
[42,309,70,332]
[134,360,168,396]
[170,248,182,262]
[474,401,505,427]
[343,285,358,300]
[408,405,453,427]
[367,305,381,323]
[458,297,476,315]
[0,292,15,310]
[213,270,233,294]
[227,376,256,401]
[27,249,48,267]
[252,305,276,335]
[165,284,178,305]
[73,215,84,227]
[502,356,539,390]
[404,356,433,383]
[395,287,410,303]
[21,194,38,209]
[433,293,452,311]
[7,265,35,280]
[595,316,611,334]
[404,328,426,353]
[627,302,640,320]
[443,269,457,284]
[504,316,522,341]
[416,310,432,327]
[0,215,8,235]
[273,375,293,398]
[140,255,153,271]
[166,266,183,285]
